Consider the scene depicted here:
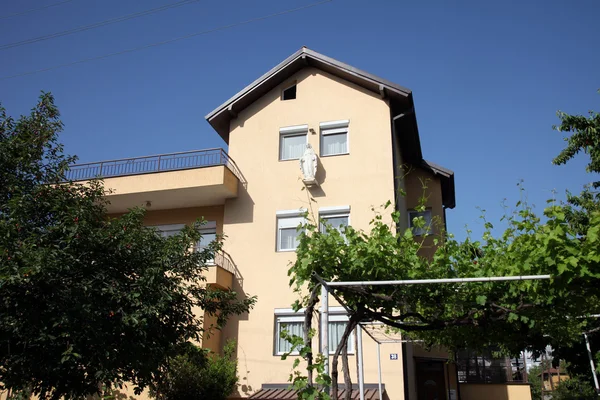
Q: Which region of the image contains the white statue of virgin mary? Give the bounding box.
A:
[299,143,317,185]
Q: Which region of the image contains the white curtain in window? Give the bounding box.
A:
[410,210,432,235]
[328,321,352,353]
[277,215,304,251]
[281,134,306,160]
[322,132,347,156]
[278,321,303,353]
[279,228,300,250]
[320,215,349,233]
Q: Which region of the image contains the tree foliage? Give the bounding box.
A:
[0,93,255,399]
[149,341,239,400]
[284,91,600,397]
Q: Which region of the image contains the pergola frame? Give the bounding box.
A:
[313,272,553,400]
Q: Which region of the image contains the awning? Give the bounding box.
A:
[249,387,383,399]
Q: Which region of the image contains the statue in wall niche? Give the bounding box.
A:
[299,143,317,185]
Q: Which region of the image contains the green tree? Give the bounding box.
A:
[553,376,597,400]
[0,93,256,399]
[149,341,239,400]
[527,365,544,400]
[552,91,600,236]
[284,92,600,399]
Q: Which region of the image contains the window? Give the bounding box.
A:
[408,210,433,236]
[274,309,353,356]
[276,211,305,252]
[320,120,349,156]
[280,125,308,161]
[196,221,217,249]
[153,224,185,238]
[275,314,303,355]
[319,206,350,235]
[282,84,297,100]
[457,349,525,383]
[195,221,217,264]
[328,315,354,354]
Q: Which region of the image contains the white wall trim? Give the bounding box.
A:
[274,306,347,315]
[276,209,307,217]
[280,124,308,135]
[319,205,350,214]
[320,119,350,129]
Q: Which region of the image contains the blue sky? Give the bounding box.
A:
[1,0,599,238]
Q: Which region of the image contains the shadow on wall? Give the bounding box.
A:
[224,182,254,224]
[217,251,253,398]
[308,156,327,198]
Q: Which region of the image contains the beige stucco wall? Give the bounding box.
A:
[460,383,532,400]
[404,167,445,259]
[220,67,404,398]
[99,166,238,213]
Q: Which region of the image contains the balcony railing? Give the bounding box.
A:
[66,148,244,184]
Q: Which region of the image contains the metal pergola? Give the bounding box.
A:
[314,272,553,400]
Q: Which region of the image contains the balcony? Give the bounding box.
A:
[67,149,243,213]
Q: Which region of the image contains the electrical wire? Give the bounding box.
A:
[0,0,201,50]
[0,0,76,20]
[0,0,333,81]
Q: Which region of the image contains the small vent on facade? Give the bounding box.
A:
[282,84,296,100]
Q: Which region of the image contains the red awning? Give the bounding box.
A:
[249,388,382,399]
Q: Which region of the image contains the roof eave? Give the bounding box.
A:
[205,47,413,142]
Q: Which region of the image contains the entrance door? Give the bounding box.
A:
[416,361,447,400]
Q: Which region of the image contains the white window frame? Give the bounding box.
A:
[320,120,349,157]
[319,205,351,234]
[328,314,354,355]
[408,209,433,236]
[276,209,306,252]
[273,308,353,356]
[279,124,308,161]
[274,313,304,355]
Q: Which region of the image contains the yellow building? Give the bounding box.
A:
[69,48,529,400]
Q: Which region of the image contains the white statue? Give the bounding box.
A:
[299,143,317,185]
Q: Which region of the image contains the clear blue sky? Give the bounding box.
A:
[1,0,599,238]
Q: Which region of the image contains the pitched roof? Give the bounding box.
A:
[204,47,455,209]
[422,160,456,209]
[205,47,413,143]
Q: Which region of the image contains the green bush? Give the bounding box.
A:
[149,341,238,400]
[552,375,598,400]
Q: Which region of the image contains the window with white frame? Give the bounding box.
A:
[279,125,308,161]
[319,206,350,235]
[274,310,353,355]
[328,314,354,354]
[320,120,349,157]
[276,211,305,252]
[408,209,433,236]
[274,314,303,355]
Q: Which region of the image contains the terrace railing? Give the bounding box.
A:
[66,148,244,184]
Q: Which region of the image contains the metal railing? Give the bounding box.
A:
[66,148,244,184]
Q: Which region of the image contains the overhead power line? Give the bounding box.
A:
[0,0,76,20]
[0,0,333,81]
[0,0,200,51]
